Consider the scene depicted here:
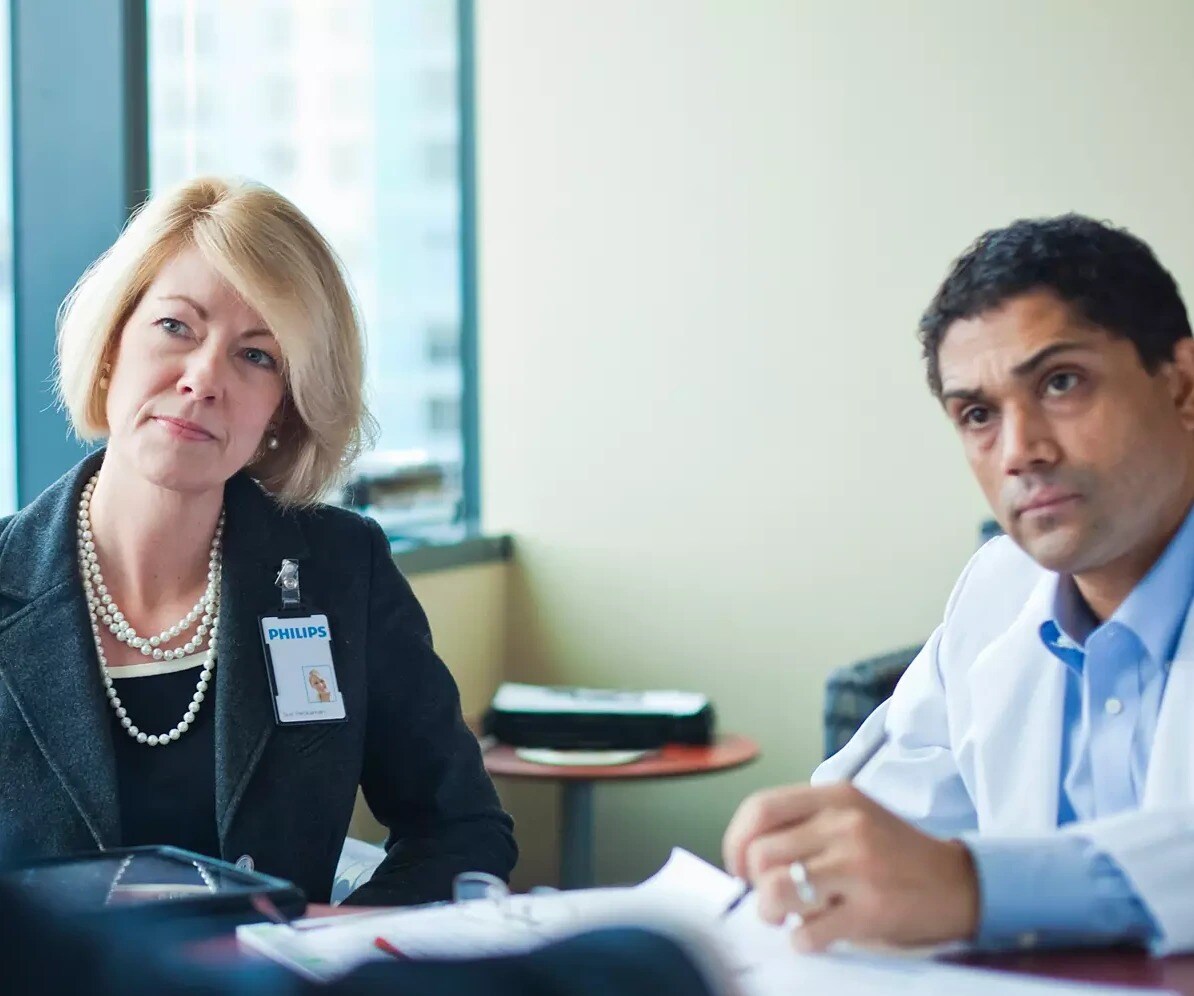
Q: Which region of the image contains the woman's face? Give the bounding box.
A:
[104,247,286,496]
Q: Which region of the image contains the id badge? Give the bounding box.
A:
[259,613,347,725]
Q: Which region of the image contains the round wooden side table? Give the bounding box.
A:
[483,734,760,889]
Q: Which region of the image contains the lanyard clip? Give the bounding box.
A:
[275,559,301,610]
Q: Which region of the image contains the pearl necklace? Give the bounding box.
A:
[77,473,223,747]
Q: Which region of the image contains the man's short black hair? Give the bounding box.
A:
[918,214,1192,396]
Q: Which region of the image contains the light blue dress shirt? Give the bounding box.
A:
[966,502,1194,949]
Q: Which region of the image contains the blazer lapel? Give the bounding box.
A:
[213,473,308,844]
[1144,601,1194,808]
[0,451,120,847]
[963,574,1066,834]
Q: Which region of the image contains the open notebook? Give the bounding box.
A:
[237,850,1171,996]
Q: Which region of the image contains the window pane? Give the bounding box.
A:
[147,0,465,528]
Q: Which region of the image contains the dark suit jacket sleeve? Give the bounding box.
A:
[344,518,517,906]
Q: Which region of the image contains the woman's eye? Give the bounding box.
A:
[1045,371,1080,396]
[157,317,189,336]
[243,348,278,371]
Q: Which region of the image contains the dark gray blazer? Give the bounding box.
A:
[0,451,516,904]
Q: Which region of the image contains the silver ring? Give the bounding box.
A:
[788,861,818,906]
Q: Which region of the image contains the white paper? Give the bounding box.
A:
[739,952,1167,996]
[240,888,660,981]
[491,682,708,716]
[636,846,743,917]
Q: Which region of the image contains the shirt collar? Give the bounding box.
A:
[1050,575,1099,648]
[1043,500,1194,668]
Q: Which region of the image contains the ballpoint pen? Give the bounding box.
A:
[721,881,751,917]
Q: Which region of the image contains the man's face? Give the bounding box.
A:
[937,290,1194,575]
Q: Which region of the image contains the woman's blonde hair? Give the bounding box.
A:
[56,176,376,506]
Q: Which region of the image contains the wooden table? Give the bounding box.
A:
[951,948,1194,992]
[483,734,760,889]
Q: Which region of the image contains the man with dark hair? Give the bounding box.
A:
[919,214,1193,395]
[725,214,1194,955]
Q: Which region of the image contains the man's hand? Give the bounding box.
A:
[722,782,980,951]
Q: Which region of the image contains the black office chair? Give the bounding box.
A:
[822,522,1002,759]
[822,645,921,760]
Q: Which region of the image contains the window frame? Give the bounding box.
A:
[11,0,148,505]
[10,0,483,535]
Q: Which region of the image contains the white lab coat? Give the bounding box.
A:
[813,535,1194,953]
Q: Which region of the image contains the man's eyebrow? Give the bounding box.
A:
[941,340,1097,404]
[1009,340,1094,378]
[940,387,989,407]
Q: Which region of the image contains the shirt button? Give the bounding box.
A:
[1105,698,1124,716]
[235,854,255,871]
[1017,932,1039,949]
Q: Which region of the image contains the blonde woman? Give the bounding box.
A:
[0,177,515,905]
[308,669,332,703]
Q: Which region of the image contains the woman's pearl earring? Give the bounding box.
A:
[267,434,280,451]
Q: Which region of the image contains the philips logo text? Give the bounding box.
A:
[267,625,328,641]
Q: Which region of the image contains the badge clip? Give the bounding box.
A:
[275,559,301,611]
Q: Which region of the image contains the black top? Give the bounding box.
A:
[110,659,220,859]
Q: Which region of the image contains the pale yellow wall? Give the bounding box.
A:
[348,560,509,842]
[473,0,1194,887]
[410,562,509,722]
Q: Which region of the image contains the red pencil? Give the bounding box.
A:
[373,936,407,960]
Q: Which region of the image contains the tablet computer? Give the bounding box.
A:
[0,845,307,924]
